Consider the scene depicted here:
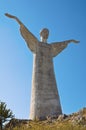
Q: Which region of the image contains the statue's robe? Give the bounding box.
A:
[20,24,68,120]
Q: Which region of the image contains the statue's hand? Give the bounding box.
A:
[71,39,80,44]
[5,13,16,19]
[5,13,22,25]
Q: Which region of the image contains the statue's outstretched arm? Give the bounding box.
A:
[51,39,79,57]
[5,13,39,53]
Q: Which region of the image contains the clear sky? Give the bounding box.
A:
[0,0,86,119]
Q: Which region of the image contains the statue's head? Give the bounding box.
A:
[40,28,49,43]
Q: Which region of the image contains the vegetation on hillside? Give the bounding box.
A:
[0,101,14,130]
[5,107,86,130]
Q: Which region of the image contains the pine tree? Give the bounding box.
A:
[0,101,14,130]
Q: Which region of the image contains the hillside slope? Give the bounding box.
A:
[5,107,86,130]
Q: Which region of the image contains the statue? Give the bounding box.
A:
[5,13,79,120]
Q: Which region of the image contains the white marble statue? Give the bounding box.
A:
[5,13,79,120]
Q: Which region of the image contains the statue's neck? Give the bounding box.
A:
[40,37,47,43]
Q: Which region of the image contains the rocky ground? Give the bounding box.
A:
[5,107,86,130]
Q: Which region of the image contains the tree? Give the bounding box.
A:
[0,101,14,130]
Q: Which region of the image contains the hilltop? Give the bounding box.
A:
[5,107,86,130]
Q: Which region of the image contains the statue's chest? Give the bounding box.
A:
[35,44,53,69]
[37,44,52,58]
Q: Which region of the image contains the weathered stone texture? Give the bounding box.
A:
[5,13,79,120]
[29,42,62,120]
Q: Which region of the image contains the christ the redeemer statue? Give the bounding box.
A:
[5,13,79,120]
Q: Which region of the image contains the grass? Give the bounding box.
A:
[5,120,86,130]
[5,108,86,130]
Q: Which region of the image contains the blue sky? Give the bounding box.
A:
[0,0,86,119]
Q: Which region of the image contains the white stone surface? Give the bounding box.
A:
[30,42,62,119]
[5,13,79,120]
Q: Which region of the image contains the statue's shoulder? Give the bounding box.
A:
[38,42,51,50]
[38,42,50,46]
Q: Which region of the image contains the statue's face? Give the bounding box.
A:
[40,28,49,40]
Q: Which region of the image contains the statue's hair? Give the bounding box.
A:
[40,28,49,36]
